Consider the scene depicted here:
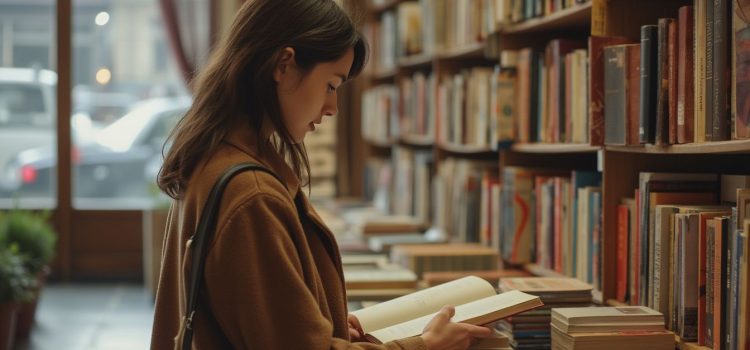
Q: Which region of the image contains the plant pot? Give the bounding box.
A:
[14,267,49,339]
[0,302,19,350]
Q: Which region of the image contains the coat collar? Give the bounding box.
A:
[222,122,300,198]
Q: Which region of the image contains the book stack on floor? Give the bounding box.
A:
[470,330,512,350]
[390,243,500,278]
[497,277,593,350]
[342,254,419,302]
[550,306,674,350]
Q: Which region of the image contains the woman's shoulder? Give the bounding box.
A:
[188,144,296,213]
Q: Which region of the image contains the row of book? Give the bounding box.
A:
[503,0,590,25]
[365,1,750,149]
[360,148,433,225]
[601,1,750,145]
[499,167,602,285]
[360,64,517,149]
[367,155,607,286]
[364,0,506,74]
[615,172,750,349]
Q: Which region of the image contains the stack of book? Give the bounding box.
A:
[390,243,500,278]
[550,306,674,350]
[497,277,593,349]
[470,330,512,350]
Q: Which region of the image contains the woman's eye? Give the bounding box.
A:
[327,84,336,93]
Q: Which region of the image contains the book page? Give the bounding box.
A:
[368,290,542,344]
[351,276,496,333]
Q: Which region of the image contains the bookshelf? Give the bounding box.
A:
[500,2,592,35]
[512,143,600,154]
[354,0,750,347]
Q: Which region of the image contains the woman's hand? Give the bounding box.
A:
[347,313,366,342]
[420,306,492,350]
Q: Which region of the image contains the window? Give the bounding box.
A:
[0,1,56,209]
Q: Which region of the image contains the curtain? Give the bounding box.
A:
[159,0,212,86]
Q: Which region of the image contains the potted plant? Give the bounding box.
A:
[0,210,57,339]
[0,246,34,350]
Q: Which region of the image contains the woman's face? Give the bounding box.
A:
[275,47,354,143]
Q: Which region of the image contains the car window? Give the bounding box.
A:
[0,83,51,128]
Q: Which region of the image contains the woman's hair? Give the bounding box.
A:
[158,0,367,199]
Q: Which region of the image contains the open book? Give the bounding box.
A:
[350,276,543,344]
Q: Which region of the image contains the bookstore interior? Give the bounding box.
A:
[1,0,750,349]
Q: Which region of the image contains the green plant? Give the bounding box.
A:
[0,246,34,303]
[0,210,57,275]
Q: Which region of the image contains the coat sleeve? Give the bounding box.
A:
[203,193,427,350]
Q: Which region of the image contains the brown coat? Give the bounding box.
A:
[150,126,426,350]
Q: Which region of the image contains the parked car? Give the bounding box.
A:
[0,97,191,198]
[0,67,57,190]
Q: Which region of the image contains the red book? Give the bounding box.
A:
[616,203,630,303]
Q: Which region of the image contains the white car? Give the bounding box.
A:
[0,67,57,193]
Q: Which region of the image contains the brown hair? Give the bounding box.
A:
[158,0,367,199]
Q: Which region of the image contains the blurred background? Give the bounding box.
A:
[0,0,346,349]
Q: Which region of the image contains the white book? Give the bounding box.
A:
[352,276,543,344]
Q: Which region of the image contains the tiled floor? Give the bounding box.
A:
[13,284,154,350]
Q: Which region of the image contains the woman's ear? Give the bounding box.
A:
[273,47,296,83]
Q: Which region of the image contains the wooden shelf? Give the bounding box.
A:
[500,2,592,35]
[366,138,395,148]
[398,54,432,69]
[606,139,750,154]
[439,142,497,155]
[435,42,488,60]
[675,335,710,350]
[371,67,397,81]
[512,143,600,154]
[399,134,434,147]
[368,0,402,15]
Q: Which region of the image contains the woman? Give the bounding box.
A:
[150,0,491,349]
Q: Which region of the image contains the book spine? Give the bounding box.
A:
[677,6,695,144]
[723,217,731,349]
[640,25,659,144]
[705,0,715,142]
[712,0,731,141]
[695,0,707,143]
[604,45,627,145]
[655,18,674,146]
[706,220,715,346]
[668,19,678,145]
[627,44,642,146]
[617,203,629,303]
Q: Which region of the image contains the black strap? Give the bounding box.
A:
[181,162,286,350]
